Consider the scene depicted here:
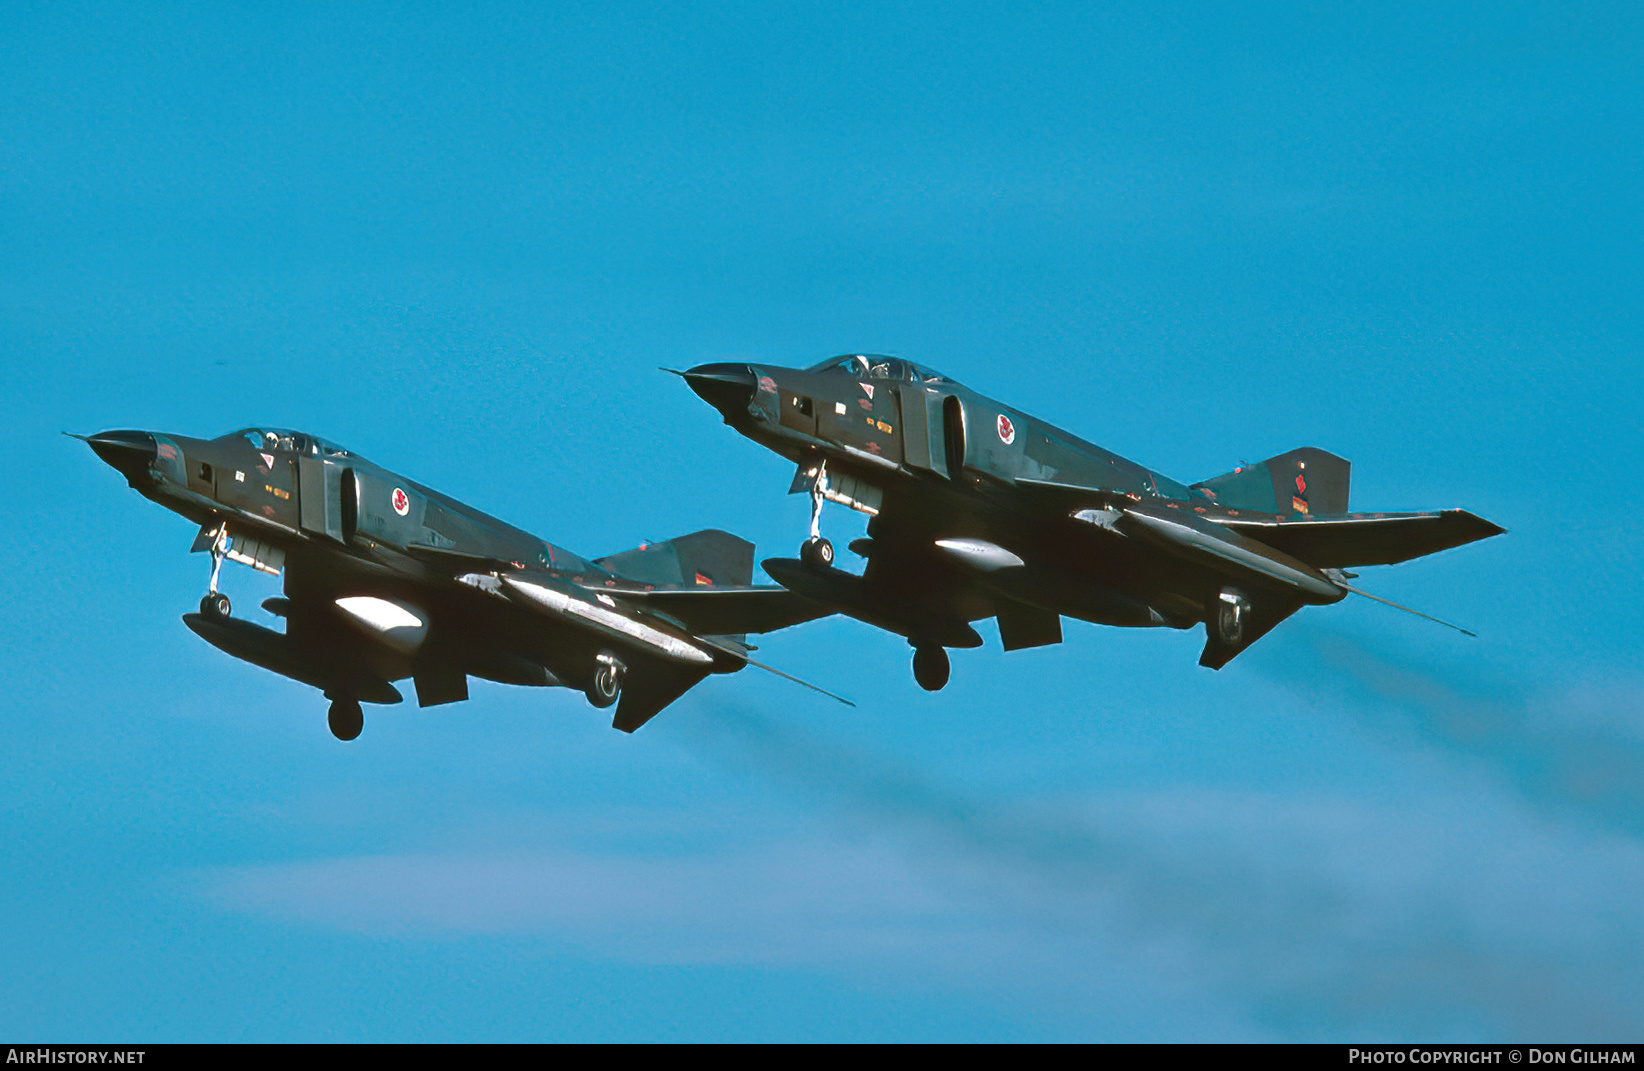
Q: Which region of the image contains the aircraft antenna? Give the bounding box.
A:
[1335,582,1476,637]
[741,656,856,707]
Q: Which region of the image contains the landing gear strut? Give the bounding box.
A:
[328,698,364,741]
[199,524,231,618]
[799,462,834,569]
[912,645,950,691]
[586,653,625,709]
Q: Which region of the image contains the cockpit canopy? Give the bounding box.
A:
[807,354,957,386]
[223,428,354,459]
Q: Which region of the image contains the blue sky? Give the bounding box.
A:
[3,1,1640,1041]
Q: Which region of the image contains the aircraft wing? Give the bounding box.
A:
[1218,510,1505,567]
[1018,478,1505,568]
[615,585,832,636]
[1012,476,1121,513]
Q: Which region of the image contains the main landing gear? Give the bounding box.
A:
[799,462,835,569]
[585,653,625,709]
[199,524,232,619]
[1211,589,1250,646]
[912,645,950,692]
[327,698,364,741]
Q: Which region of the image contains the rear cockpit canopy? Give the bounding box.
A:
[224,428,355,459]
[808,354,957,386]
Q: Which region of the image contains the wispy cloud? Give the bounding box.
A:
[1259,621,1644,838]
[672,702,1644,1039]
[199,694,1644,1039]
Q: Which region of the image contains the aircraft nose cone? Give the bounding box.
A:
[84,429,158,483]
[682,363,757,418]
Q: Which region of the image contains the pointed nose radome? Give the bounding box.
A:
[682,363,758,420]
[84,429,158,483]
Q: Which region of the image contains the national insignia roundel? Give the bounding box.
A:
[996,413,1016,446]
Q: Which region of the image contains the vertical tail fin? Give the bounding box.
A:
[595,529,755,588]
[1193,447,1350,516]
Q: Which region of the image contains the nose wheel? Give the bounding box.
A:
[200,592,232,618]
[912,645,950,691]
[801,536,835,569]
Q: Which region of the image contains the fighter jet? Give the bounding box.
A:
[680,354,1504,690]
[76,426,835,739]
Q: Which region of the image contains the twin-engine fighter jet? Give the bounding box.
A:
[77,427,832,739]
[681,354,1504,689]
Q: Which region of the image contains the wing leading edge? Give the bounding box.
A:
[1217,510,1505,567]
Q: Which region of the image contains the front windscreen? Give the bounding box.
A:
[806,354,956,385]
[226,428,352,458]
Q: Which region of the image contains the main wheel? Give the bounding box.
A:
[327,699,364,741]
[200,592,231,618]
[800,536,835,569]
[1214,598,1247,646]
[912,645,950,692]
[586,658,623,709]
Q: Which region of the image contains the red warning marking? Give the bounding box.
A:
[996,413,1016,445]
[757,376,778,394]
[392,487,410,516]
[1295,474,1307,494]
[695,572,713,586]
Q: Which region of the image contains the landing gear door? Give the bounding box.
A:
[297,456,350,543]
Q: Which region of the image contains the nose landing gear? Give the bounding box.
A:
[801,536,834,569]
[199,524,232,619]
[799,462,835,569]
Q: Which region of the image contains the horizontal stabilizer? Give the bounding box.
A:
[598,529,755,588]
[612,663,710,733]
[1199,598,1306,670]
[1219,510,1505,567]
[619,586,832,635]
